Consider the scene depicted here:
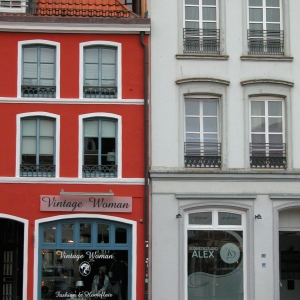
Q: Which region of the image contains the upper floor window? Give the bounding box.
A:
[185,98,221,168]
[83,46,117,99]
[20,117,56,177]
[248,0,283,55]
[21,45,56,98]
[183,0,219,54]
[83,117,117,177]
[250,98,286,168]
[0,0,26,13]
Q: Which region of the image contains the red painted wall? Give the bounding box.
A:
[0,32,147,99]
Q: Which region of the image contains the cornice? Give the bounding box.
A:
[176,77,230,86]
[240,78,294,87]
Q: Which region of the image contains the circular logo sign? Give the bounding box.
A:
[220,243,240,264]
[79,261,91,276]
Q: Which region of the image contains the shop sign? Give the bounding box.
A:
[40,195,132,212]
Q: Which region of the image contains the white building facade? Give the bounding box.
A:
[149,1,300,299]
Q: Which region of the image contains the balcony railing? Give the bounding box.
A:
[250,143,286,168]
[21,85,56,98]
[183,28,220,54]
[247,30,284,55]
[20,164,55,177]
[83,86,117,99]
[184,142,221,168]
[83,165,118,178]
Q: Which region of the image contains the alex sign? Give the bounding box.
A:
[40,195,132,212]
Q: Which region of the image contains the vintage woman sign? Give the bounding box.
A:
[40,195,132,212]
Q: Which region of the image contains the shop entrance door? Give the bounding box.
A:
[0,218,24,300]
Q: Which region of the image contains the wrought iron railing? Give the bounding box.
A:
[184,142,221,168]
[21,85,56,98]
[83,86,117,99]
[83,165,118,178]
[183,28,220,54]
[20,164,55,177]
[247,30,284,55]
[250,143,286,168]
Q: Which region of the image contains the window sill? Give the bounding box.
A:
[176,54,229,60]
[240,55,294,61]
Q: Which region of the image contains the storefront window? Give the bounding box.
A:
[187,211,244,300]
[39,219,131,300]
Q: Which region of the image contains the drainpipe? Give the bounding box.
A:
[140,31,149,300]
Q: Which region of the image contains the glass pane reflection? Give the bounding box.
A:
[44,226,56,243]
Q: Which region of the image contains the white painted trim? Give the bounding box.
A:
[17,40,60,98]
[16,112,61,177]
[79,41,122,100]
[0,177,144,184]
[0,213,28,300]
[33,214,137,300]
[0,0,26,13]
[0,97,144,105]
[78,113,122,178]
[0,23,150,34]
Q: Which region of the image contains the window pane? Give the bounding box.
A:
[203,101,217,116]
[40,120,54,136]
[252,134,265,143]
[266,0,279,7]
[269,101,282,116]
[189,212,212,225]
[84,154,98,165]
[85,64,99,80]
[43,226,56,243]
[269,134,282,144]
[84,79,99,87]
[186,100,200,115]
[203,134,218,142]
[79,223,91,244]
[203,0,216,5]
[185,7,199,20]
[203,7,216,21]
[251,117,265,132]
[266,23,280,31]
[61,224,74,244]
[40,79,55,86]
[185,21,199,28]
[203,117,217,132]
[102,120,116,138]
[269,117,282,132]
[249,8,263,22]
[39,155,53,165]
[203,22,217,29]
[22,119,36,135]
[188,230,243,300]
[102,65,116,80]
[22,155,36,164]
[251,101,265,116]
[218,212,242,225]
[185,0,199,4]
[186,117,200,132]
[84,120,98,137]
[249,23,263,30]
[40,47,55,63]
[249,0,262,6]
[266,8,280,22]
[40,64,54,80]
[115,227,127,243]
[23,47,37,62]
[186,133,200,142]
[85,48,98,63]
[40,138,54,155]
[22,137,36,154]
[102,48,116,64]
[97,224,110,243]
[23,63,37,79]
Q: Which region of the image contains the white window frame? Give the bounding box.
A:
[185,208,246,300]
[249,97,285,148]
[78,113,122,178]
[79,41,122,100]
[17,40,60,99]
[16,112,60,178]
[0,0,26,13]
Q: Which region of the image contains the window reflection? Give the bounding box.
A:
[62,224,74,244]
[97,224,110,244]
[115,227,127,244]
[80,223,91,244]
[44,226,56,243]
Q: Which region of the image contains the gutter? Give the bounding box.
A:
[140,31,149,300]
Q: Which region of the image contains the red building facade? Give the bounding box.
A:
[0,2,150,299]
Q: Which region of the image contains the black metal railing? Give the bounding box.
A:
[20,164,55,177]
[183,28,220,54]
[250,143,286,168]
[247,30,284,55]
[21,85,56,98]
[83,86,117,99]
[184,142,221,168]
[83,165,118,178]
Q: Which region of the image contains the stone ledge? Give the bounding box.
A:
[241,55,293,61]
[176,54,229,60]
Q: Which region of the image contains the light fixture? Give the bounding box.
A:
[76,280,84,292]
[176,214,182,219]
[60,189,114,197]
[255,214,262,220]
